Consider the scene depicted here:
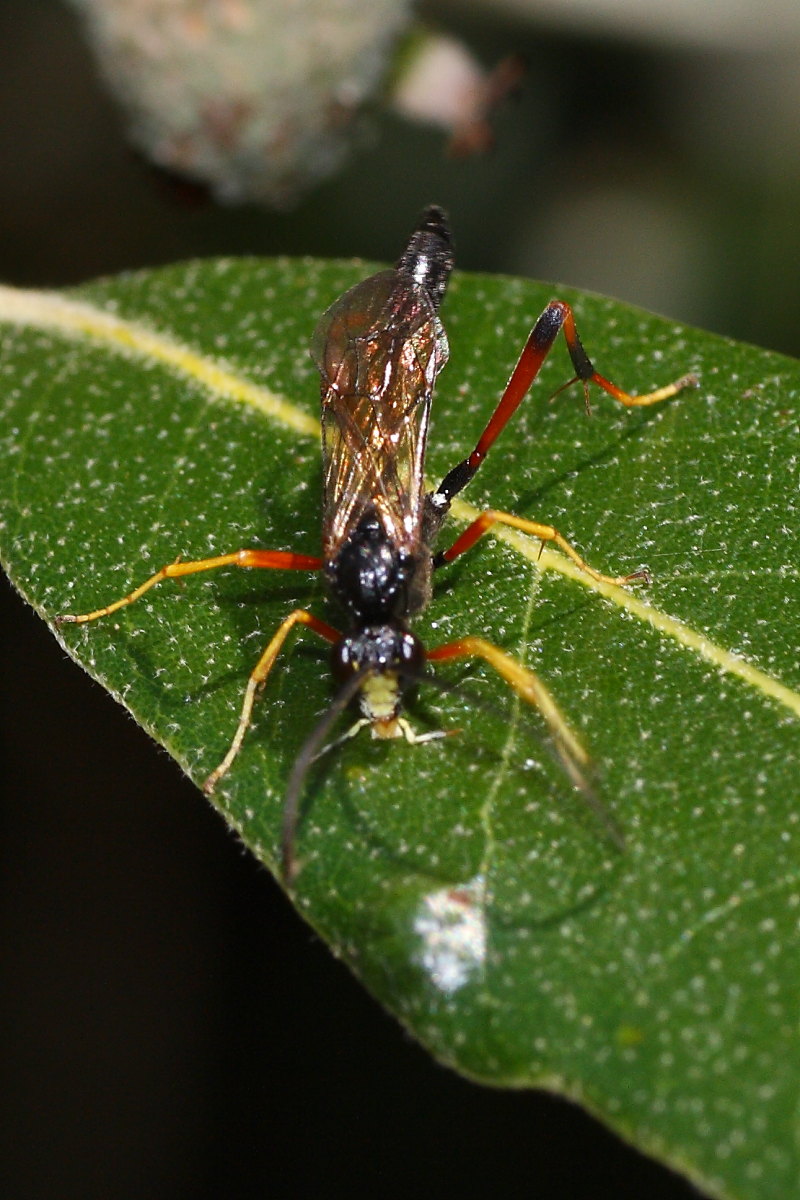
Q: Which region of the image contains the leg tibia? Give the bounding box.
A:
[56,549,321,625]
[203,609,339,795]
[428,635,590,788]
[427,634,624,848]
[436,509,648,586]
[432,298,696,504]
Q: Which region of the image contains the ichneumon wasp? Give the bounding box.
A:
[58,207,695,881]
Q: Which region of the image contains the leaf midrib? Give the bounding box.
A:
[2,282,798,721]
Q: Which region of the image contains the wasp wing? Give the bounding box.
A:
[311,269,450,559]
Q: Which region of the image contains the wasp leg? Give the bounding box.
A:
[434,508,649,585]
[433,299,697,505]
[56,549,322,625]
[203,608,339,795]
[427,635,624,848]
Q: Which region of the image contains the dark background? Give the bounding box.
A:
[3,1,797,1196]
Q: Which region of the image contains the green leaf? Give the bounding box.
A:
[1,259,799,1200]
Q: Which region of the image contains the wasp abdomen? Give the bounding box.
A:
[395,205,454,314]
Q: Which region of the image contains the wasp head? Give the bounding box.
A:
[331,622,424,729]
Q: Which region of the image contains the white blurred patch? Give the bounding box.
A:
[413,875,487,994]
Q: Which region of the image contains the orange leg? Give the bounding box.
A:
[56,549,322,624]
[203,608,339,795]
[433,299,697,505]
[428,635,590,784]
[427,635,623,847]
[435,508,649,586]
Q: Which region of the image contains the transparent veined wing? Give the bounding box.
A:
[311,269,450,559]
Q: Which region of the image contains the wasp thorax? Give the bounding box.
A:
[327,511,417,621]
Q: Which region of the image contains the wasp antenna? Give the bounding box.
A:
[282,668,370,886]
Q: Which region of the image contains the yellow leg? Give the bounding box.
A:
[440,508,650,585]
[430,634,589,781]
[428,635,624,847]
[202,609,338,794]
[56,549,321,625]
[592,369,698,408]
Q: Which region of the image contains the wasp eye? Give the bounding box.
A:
[398,630,425,679]
[331,636,358,684]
